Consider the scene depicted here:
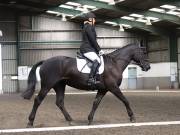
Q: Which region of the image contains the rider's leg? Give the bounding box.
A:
[88,60,100,85]
[92,60,101,81]
[84,52,100,85]
[83,52,100,63]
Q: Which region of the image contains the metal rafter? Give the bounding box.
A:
[113,19,170,35]
[72,0,180,24]
[141,11,180,25]
[51,7,81,16]
[48,0,180,35]
[72,0,135,13]
[49,6,170,35]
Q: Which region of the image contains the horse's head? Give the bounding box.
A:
[132,46,151,71]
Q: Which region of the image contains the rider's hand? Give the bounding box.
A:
[99,50,104,56]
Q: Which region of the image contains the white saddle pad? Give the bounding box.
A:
[76,56,104,74]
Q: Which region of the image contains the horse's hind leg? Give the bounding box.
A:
[54,82,73,125]
[27,86,50,127]
[88,90,107,125]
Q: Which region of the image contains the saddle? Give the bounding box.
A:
[76,52,104,74]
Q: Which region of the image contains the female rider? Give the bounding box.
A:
[80,12,104,86]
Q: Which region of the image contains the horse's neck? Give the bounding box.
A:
[113,45,134,58]
[117,57,131,72]
[114,49,133,72]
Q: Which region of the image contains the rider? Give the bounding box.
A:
[80,12,104,86]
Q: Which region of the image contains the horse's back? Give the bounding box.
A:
[39,56,76,86]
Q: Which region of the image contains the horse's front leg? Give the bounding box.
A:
[88,90,107,125]
[110,87,136,122]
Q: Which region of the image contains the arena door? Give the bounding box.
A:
[128,67,137,89]
[0,44,2,94]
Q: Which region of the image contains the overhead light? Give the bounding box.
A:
[61,14,67,21]
[149,8,165,13]
[96,0,111,3]
[75,6,89,13]
[46,10,59,15]
[66,2,81,7]
[65,14,74,17]
[104,21,117,25]
[59,4,74,9]
[130,13,144,18]
[166,10,180,16]
[121,24,132,29]
[0,30,2,37]
[119,24,124,31]
[116,0,125,3]
[83,5,96,9]
[146,16,159,21]
[176,8,180,11]
[136,18,147,23]
[82,6,89,13]
[121,16,135,21]
[112,23,118,26]
[145,18,152,25]
[160,5,177,10]
[108,0,115,5]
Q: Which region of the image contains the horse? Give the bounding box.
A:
[22,43,150,127]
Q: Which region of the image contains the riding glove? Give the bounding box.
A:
[99,50,104,56]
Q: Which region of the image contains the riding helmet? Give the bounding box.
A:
[83,12,96,21]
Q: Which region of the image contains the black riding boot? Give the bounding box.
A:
[87,60,100,86]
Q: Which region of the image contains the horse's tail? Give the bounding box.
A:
[21,60,44,100]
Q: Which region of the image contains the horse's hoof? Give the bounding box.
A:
[26,123,33,128]
[130,116,136,123]
[88,121,92,125]
[68,121,75,126]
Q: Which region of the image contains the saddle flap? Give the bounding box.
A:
[76,55,104,74]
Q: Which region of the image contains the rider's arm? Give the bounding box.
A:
[85,25,101,53]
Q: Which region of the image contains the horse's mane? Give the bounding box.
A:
[107,43,138,58]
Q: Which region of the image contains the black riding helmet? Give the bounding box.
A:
[83,12,96,21]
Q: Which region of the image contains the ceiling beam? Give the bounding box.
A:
[141,11,180,25]
[72,0,180,25]
[73,0,141,13]
[51,7,81,16]
[112,19,170,35]
[49,7,170,35]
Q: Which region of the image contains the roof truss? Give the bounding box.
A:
[48,0,180,35]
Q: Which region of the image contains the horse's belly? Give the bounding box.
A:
[66,80,94,90]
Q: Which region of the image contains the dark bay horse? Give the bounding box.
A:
[22,43,150,127]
